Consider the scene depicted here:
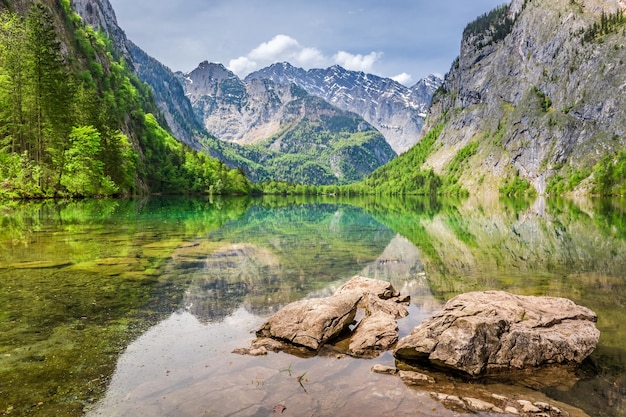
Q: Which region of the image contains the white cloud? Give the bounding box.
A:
[228,56,258,77]
[227,35,384,78]
[332,51,382,73]
[249,35,300,61]
[296,47,326,68]
[229,34,326,77]
[391,72,413,86]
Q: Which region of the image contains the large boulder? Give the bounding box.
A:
[394,291,600,376]
[256,292,361,350]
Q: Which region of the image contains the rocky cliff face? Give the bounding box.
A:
[70,0,130,62]
[182,62,302,145]
[127,42,206,149]
[180,61,397,184]
[246,63,442,154]
[423,0,626,195]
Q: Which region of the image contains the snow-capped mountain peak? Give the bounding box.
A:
[246,64,442,153]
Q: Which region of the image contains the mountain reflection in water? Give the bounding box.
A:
[86,233,445,417]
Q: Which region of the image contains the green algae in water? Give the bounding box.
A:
[0,197,251,416]
[0,268,156,416]
[0,197,398,416]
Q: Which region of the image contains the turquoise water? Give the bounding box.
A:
[1,196,625,416]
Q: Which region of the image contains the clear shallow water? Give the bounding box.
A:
[1,196,625,416]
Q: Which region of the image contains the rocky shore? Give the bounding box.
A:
[236,276,600,415]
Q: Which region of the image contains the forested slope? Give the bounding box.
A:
[0,0,250,198]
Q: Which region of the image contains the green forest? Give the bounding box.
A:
[0,1,445,201]
[256,124,468,197]
[0,2,250,199]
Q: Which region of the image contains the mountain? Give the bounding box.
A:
[246,63,442,154]
[182,61,287,145]
[414,0,626,196]
[70,2,398,186]
[70,0,261,176]
[180,62,397,185]
[127,41,207,149]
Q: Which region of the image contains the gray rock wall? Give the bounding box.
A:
[424,0,626,194]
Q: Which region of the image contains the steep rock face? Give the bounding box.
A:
[247,63,442,154]
[70,0,131,62]
[183,62,301,145]
[423,0,626,194]
[128,42,205,149]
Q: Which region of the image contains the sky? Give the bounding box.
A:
[107,0,507,85]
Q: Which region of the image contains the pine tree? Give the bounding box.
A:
[25,2,74,190]
[0,11,27,154]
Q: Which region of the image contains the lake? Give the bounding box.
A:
[1,195,625,417]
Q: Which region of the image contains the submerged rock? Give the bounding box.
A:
[394,291,600,377]
[398,370,435,386]
[371,364,398,375]
[5,260,73,269]
[428,392,571,416]
[232,338,286,356]
[430,393,504,414]
[371,364,583,416]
